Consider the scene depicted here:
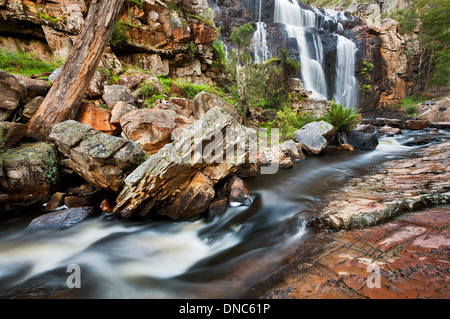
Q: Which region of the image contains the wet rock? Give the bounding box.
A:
[347,130,379,150]
[312,141,450,230]
[429,122,450,129]
[0,121,27,150]
[403,136,440,146]
[192,91,240,122]
[354,124,376,134]
[114,106,256,220]
[208,197,229,220]
[293,121,335,154]
[405,119,429,130]
[119,108,178,154]
[49,120,145,192]
[44,192,67,212]
[102,85,134,108]
[0,70,27,120]
[378,125,402,135]
[236,163,260,178]
[372,118,403,128]
[227,175,253,206]
[26,207,95,230]
[100,198,114,213]
[0,142,60,212]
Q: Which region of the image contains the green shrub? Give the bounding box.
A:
[172,78,224,100]
[323,101,361,133]
[0,49,62,77]
[110,21,128,48]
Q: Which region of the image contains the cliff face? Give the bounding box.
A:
[0,0,219,83]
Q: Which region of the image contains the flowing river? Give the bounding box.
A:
[0,129,448,298]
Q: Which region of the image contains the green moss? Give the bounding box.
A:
[0,48,62,77]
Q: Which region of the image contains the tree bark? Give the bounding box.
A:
[26,0,126,140]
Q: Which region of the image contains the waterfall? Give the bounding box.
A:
[334,35,358,108]
[252,0,272,63]
[273,0,358,107]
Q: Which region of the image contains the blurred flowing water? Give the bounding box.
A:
[0,129,448,298]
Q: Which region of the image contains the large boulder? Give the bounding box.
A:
[114,106,256,220]
[76,102,117,134]
[0,142,60,212]
[12,74,51,101]
[49,120,145,192]
[27,207,95,230]
[0,70,27,121]
[102,85,134,108]
[418,97,450,123]
[192,91,240,122]
[347,130,379,150]
[293,121,335,154]
[0,121,27,150]
[119,108,179,154]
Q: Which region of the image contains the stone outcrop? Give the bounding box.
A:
[49,120,145,192]
[311,141,450,230]
[192,91,240,121]
[0,70,26,121]
[27,206,95,230]
[354,20,418,113]
[119,108,180,154]
[0,142,60,212]
[418,97,450,123]
[114,106,256,220]
[293,121,335,154]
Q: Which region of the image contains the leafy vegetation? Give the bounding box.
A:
[323,101,361,134]
[400,95,426,116]
[110,21,129,48]
[0,49,62,77]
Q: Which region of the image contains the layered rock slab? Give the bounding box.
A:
[114,106,256,220]
[311,141,450,230]
[49,120,145,192]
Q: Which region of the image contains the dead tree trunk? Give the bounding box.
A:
[26,0,126,140]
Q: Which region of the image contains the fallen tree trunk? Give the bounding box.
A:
[26,0,126,140]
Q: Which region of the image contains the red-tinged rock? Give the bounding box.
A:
[45,192,67,212]
[378,125,402,135]
[405,119,429,130]
[169,97,192,110]
[76,102,118,134]
[227,175,253,206]
[120,108,178,154]
[117,69,151,90]
[64,195,92,208]
[110,101,137,125]
[100,198,114,213]
[192,22,217,44]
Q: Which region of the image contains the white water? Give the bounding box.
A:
[334,35,358,108]
[273,0,358,106]
[252,0,272,63]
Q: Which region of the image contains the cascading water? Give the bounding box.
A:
[334,35,358,108]
[252,0,272,63]
[273,0,358,107]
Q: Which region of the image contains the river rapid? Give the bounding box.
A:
[0,129,448,298]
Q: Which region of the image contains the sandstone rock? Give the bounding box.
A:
[208,197,228,219]
[347,130,379,150]
[0,142,60,212]
[86,71,106,98]
[192,91,240,122]
[102,85,134,108]
[405,119,429,130]
[26,207,95,230]
[119,108,178,154]
[110,101,137,125]
[76,102,117,134]
[279,139,305,161]
[12,74,50,101]
[378,125,402,135]
[0,121,27,150]
[118,69,151,90]
[100,198,114,213]
[372,118,403,127]
[312,141,450,230]
[293,121,335,154]
[114,106,256,220]
[20,96,44,121]
[227,175,253,206]
[44,192,67,212]
[403,136,440,147]
[353,124,376,134]
[0,70,27,120]
[418,97,450,122]
[64,195,92,208]
[49,120,145,192]
[183,0,208,15]
[169,97,192,110]
[192,21,217,44]
[429,122,450,129]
